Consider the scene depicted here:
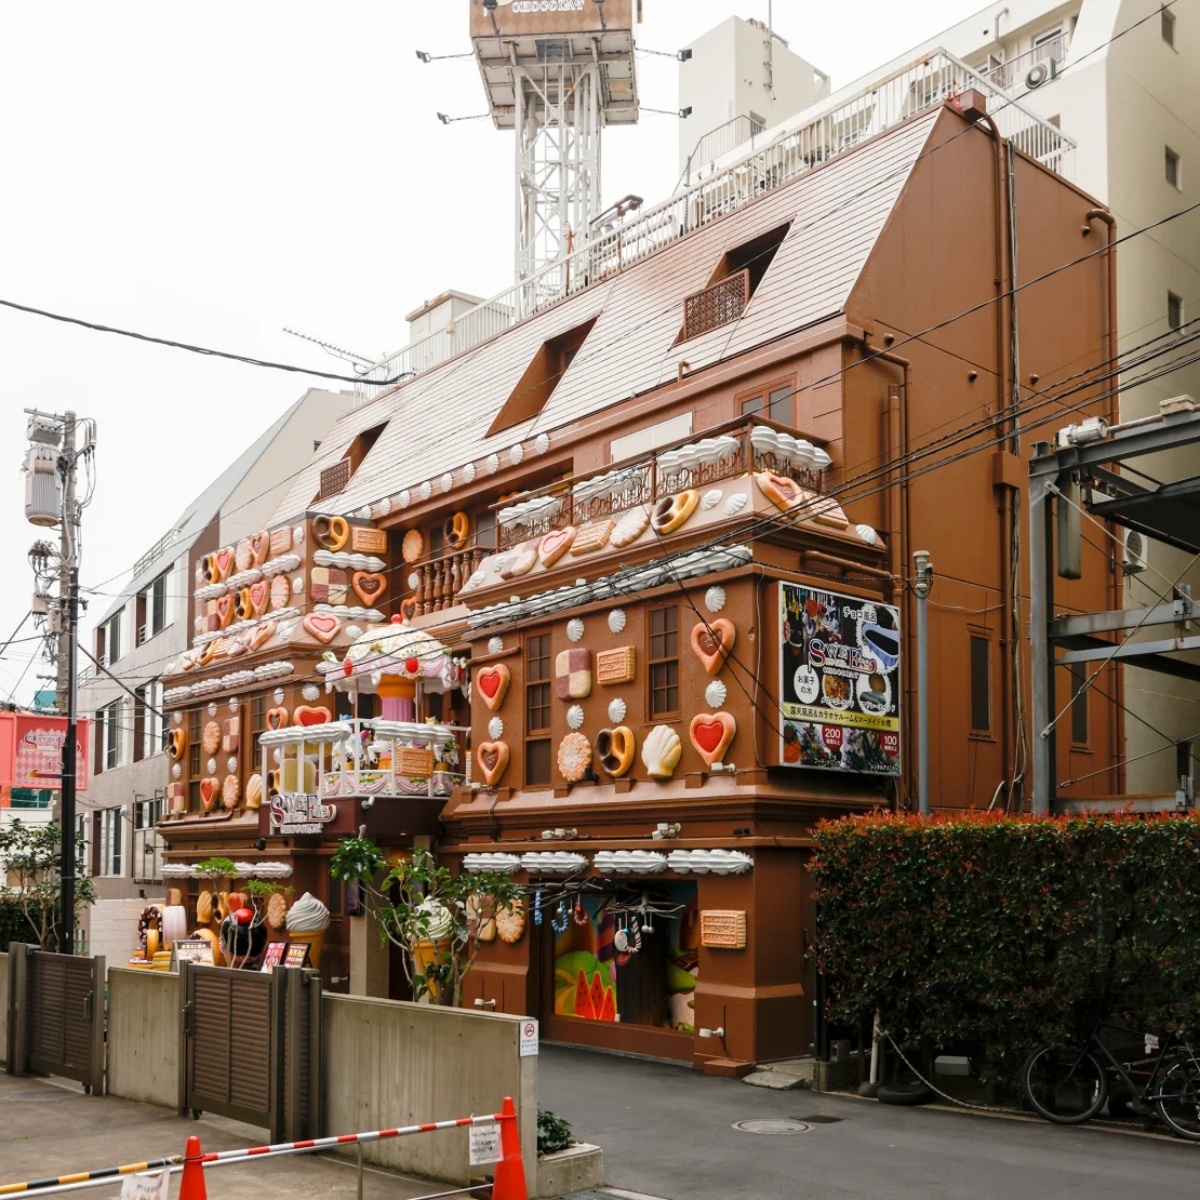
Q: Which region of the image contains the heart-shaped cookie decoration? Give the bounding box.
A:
[690,618,735,676]
[215,595,234,628]
[215,548,234,578]
[476,664,511,712]
[538,527,577,568]
[249,531,270,565]
[475,740,510,787]
[294,705,330,727]
[303,613,342,644]
[689,711,737,767]
[168,728,186,761]
[245,620,276,651]
[266,706,289,731]
[352,571,387,605]
[199,777,220,813]
[249,581,269,616]
[313,514,350,551]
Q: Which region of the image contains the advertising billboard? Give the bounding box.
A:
[470,0,633,38]
[779,583,901,776]
[0,712,91,792]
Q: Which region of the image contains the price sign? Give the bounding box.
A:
[820,725,844,751]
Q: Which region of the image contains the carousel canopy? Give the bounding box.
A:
[329,617,462,694]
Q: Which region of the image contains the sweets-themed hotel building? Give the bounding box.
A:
[155,97,1119,1069]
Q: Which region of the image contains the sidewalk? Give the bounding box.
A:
[0,1069,455,1199]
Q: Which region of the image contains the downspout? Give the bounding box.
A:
[1084,206,1124,789]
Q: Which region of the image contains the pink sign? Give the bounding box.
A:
[0,712,91,792]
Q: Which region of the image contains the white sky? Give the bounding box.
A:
[0,0,982,702]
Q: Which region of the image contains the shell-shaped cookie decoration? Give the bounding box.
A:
[608,608,627,634]
[608,698,627,723]
[228,697,240,715]
[208,702,218,717]
[293,525,305,547]
[567,618,585,643]
[418,481,433,502]
[358,507,371,521]
[194,616,203,633]
[398,490,410,509]
[266,892,288,930]
[302,683,321,702]
[463,462,477,484]
[274,688,285,704]
[702,488,723,510]
[345,625,363,640]
[486,453,500,475]
[509,443,524,467]
[856,523,881,546]
[705,679,728,708]
[207,757,217,775]
[488,716,505,740]
[172,763,182,780]
[567,705,585,730]
[724,492,748,517]
[292,576,304,593]
[534,433,550,456]
[441,472,454,494]
[378,497,392,517]
[173,711,184,726]
[487,635,504,655]
[705,586,726,614]
[642,725,683,780]
[227,756,238,774]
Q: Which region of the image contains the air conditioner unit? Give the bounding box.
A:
[1121,528,1148,575]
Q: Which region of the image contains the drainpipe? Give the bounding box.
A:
[1084,206,1123,786]
[913,551,934,816]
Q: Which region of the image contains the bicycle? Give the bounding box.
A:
[1021,1018,1200,1141]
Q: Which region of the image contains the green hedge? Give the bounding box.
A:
[811,813,1200,1079]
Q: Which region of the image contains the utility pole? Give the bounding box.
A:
[912,551,934,816]
[56,415,76,707]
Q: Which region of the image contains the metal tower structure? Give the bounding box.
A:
[470,0,640,299]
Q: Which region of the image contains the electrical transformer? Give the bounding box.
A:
[25,445,62,527]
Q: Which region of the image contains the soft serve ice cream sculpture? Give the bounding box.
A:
[332,615,465,720]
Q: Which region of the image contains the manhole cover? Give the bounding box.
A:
[6,1091,67,1103]
[732,1118,810,1135]
[795,1114,843,1124]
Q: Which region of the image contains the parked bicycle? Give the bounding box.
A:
[1021,1018,1200,1140]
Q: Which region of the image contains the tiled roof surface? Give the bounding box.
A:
[271,111,940,523]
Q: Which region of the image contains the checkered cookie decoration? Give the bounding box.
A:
[555,648,593,700]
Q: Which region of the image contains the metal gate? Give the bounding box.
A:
[178,962,320,1142]
[4,944,106,1094]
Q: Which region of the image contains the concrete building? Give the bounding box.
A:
[78,388,356,964]
[689,0,1199,793]
[677,15,830,183]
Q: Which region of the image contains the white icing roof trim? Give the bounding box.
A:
[521,851,589,874]
[666,849,753,875]
[312,550,386,571]
[592,850,668,874]
[463,852,523,874]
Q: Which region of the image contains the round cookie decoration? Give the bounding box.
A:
[495,897,526,945]
[402,529,425,564]
[557,731,592,783]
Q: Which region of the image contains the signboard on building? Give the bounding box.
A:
[0,712,91,791]
[779,583,901,776]
[469,0,633,38]
[268,792,337,835]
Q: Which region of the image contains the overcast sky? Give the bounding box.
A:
[0,0,982,702]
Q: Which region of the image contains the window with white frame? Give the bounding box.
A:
[98,806,124,877]
[94,699,123,773]
[100,610,123,666]
[1032,27,1065,64]
[137,570,171,646]
[134,682,165,762]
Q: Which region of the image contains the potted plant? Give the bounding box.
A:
[329,837,522,1007]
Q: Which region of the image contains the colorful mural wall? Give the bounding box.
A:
[553,883,698,1031]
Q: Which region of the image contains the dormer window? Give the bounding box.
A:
[315,423,385,501]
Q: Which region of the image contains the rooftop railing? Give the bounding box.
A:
[355,49,1075,403]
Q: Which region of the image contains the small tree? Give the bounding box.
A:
[330,837,523,1007]
[0,819,94,950]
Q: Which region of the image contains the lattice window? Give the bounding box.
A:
[682,270,750,341]
[318,458,352,500]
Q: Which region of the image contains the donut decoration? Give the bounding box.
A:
[203,547,235,584]
[557,731,592,783]
[651,489,699,535]
[399,596,420,623]
[401,529,425,564]
[137,904,163,955]
[689,711,737,767]
[475,740,510,787]
[476,664,511,712]
[443,511,471,550]
[596,726,636,778]
[197,640,222,667]
[691,618,736,676]
[234,587,255,622]
[168,727,186,761]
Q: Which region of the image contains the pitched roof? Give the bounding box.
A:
[271,110,941,523]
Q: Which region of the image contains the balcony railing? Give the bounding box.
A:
[494,415,831,550]
[354,49,1075,404]
[259,718,470,802]
[978,33,1069,92]
[412,545,491,616]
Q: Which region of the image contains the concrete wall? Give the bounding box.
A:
[322,995,536,1186]
[0,952,8,1066]
[105,968,179,1109]
[86,898,148,972]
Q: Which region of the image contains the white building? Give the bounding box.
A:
[683,0,1198,795]
[78,388,356,963]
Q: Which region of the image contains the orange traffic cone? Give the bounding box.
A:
[491,1096,529,1200]
[179,1135,208,1200]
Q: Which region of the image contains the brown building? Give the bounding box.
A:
[159,98,1118,1068]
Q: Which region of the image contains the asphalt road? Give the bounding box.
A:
[539,1044,1200,1199]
